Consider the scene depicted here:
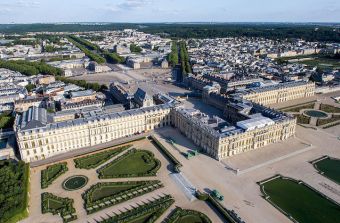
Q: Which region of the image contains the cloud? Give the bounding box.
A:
[0,0,40,9]
[106,0,152,12]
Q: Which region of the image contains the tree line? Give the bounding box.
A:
[67,35,106,64]
[179,41,192,76]
[141,24,340,43]
[168,42,179,67]
[0,60,63,76]
[56,76,107,92]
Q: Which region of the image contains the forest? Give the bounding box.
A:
[0,160,29,223]
[0,23,338,42]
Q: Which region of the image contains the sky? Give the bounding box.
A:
[0,0,339,24]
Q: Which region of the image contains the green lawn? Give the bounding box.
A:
[74,145,131,169]
[314,157,340,184]
[41,192,77,222]
[164,207,211,223]
[47,199,64,210]
[261,177,340,223]
[91,184,140,202]
[176,215,207,223]
[83,181,163,214]
[282,103,315,112]
[41,162,68,189]
[98,149,161,178]
[320,104,340,113]
[99,195,174,223]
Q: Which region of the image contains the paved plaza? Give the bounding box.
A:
[155,122,340,223]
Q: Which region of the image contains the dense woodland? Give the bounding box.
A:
[0,23,339,42]
[0,160,29,223]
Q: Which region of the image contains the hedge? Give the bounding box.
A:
[41,192,77,223]
[195,191,239,223]
[164,207,212,223]
[74,145,131,169]
[148,136,182,173]
[41,162,68,189]
[83,180,163,214]
[99,195,174,223]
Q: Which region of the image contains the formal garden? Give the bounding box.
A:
[281,102,340,128]
[164,207,211,223]
[74,145,131,169]
[0,160,29,223]
[98,195,175,223]
[97,148,161,178]
[36,138,221,222]
[312,156,340,184]
[41,162,68,189]
[41,192,77,223]
[83,180,163,214]
[259,175,340,223]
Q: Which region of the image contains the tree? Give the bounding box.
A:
[25,84,36,92]
[130,43,142,53]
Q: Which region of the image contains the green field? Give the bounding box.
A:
[98,149,161,178]
[297,57,340,70]
[314,157,340,184]
[74,145,131,169]
[260,176,340,223]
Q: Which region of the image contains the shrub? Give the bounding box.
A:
[41,162,68,189]
[74,145,131,169]
[149,136,182,173]
[99,195,174,223]
[41,192,77,223]
[83,181,163,214]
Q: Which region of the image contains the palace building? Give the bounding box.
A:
[237,81,315,106]
[15,104,171,162]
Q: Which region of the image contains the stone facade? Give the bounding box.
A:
[171,105,296,160]
[15,104,171,162]
[240,81,315,106]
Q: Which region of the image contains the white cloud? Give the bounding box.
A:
[0,0,40,9]
[106,0,152,12]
